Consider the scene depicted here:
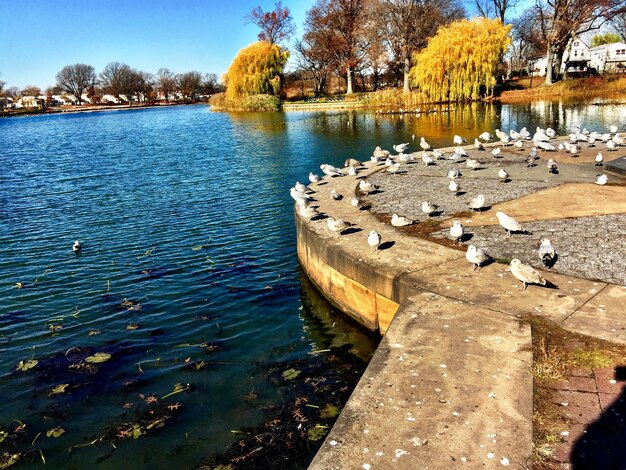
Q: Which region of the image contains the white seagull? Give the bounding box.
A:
[450,221,464,244]
[420,137,431,151]
[393,143,410,154]
[309,172,321,183]
[73,240,82,253]
[326,217,348,235]
[539,238,556,268]
[391,214,413,227]
[453,135,466,145]
[466,245,489,271]
[448,180,459,196]
[595,152,603,166]
[320,164,343,177]
[596,174,608,185]
[421,201,439,216]
[510,259,547,290]
[367,230,381,252]
[498,168,509,182]
[479,132,494,142]
[496,211,524,237]
[468,194,485,211]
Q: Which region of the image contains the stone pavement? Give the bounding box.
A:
[296,133,626,469]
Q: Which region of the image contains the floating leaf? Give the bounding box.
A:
[132,424,144,439]
[85,352,111,364]
[320,404,340,419]
[46,427,65,438]
[282,368,301,381]
[0,431,7,443]
[126,323,139,331]
[49,384,69,396]
[0,452,21,469]
[15,282,24,289]
[145,418,166,430]
[88,329,101,336]
[161,382,190,399]
[15,360,38,372]
[307,424,329,441]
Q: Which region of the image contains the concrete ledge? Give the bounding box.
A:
[309,292,533,469]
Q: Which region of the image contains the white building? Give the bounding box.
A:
[589,42,626,73]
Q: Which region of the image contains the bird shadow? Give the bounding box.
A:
[456,191,467,196]
[317,181,328,186]
[311,214,328,221]
[542,279,559,289]
[542,253,559,269]
[359,205,372,211]
[459,233,474,242]
[340,227,362,236]
[429,210,444,217]
[368,189,384,195]
[379,241,395,250]
[571,366,626,469]
[392,170,408,175]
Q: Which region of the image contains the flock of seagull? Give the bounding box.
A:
[291,123,623,290]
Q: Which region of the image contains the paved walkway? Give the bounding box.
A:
[297,136,626,469]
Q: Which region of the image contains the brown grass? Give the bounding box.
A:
[499,76,626,102]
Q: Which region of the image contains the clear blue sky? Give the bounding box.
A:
[0,0,311,89]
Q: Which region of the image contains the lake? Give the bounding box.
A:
[0,99,624,469]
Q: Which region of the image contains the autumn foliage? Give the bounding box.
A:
[224,42,289,101]
[410,18,511,102]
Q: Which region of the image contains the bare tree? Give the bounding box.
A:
[247,1,296,45]
[202,73,222,95]
[55,64,96,105]
[176,71,203,101]
[157,68,177,101]
[21,85,41,97]
[5,86,21,100]
[524,0,626,85]
[379,0,465,92]
[474,0,516,23]
[608,12,626,40]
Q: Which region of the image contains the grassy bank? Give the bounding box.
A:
[209,93,281,112]
[499,75,626,102]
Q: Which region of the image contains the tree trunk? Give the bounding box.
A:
[403,56,410,92]
[346,66,353,95]
[544,47,554,85]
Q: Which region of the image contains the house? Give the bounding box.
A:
[101,94,120,104]
[588,42,626,73]
[562,38,590,75]
[16,96,41,108]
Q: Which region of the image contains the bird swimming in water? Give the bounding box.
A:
[538,238,556,268]
[510,259,547,290]
[73,240,82,253]
[466,244,489,271]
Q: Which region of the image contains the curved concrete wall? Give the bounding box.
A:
[295,213,400,334]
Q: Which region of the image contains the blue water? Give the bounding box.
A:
[0,100,624,469]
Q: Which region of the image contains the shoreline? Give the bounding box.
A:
[0,101,204,118]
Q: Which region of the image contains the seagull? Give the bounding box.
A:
[510,129,521,140]
[294,181,308,193]
[373,146,389,159]
[609,124,618,134]
[298,204,319,219]
[326,217,348,235]
[398,153,412,163]
[320,164,342,177]
[468,194,485,211]
[384,157,394,166]
[351,197,360,208]
[450,221,464,244]
[348,166,358,176]
[606,140,617,151]
[529,147,538,159]
[479,132,494,142]
[613,134,624,145]
[391,213,413,226]
[394,143,410,154]
[331,189,342,200]
[500,134,511,146]
[466,244,489,271]
[290,187,311,204]
[453,135,466,145]
[454,146,468,157]
[595,152,603,166]
[525,155,537,167]
[447,168,462,179]
[422,153,435,165]
[344,158,361,167]
[536,141,556,151]
[569,144,579,157]
[368,230,381,252]
[496,211,524,237]
[495,129,507,140]
[309,172,321,183]
[498,168,509,183]
[596,174,608,185]
[538,238,557,268]
[533,128,550,142]
[421,201,439,216]
[547,159,558,174]
[510,259,547,290]
[588,136,596,147]
[519,127,530,140]
[491,147,501,158]
[514,140,524,151]
[73,240,82,253]
[448,180,459,196]
[466,158,481,170]
[545,128,556,139]
[433,149,444,160]
[387,162,401,173]
[359,180,376,194]
[419,137,431,151]
[474,139,484,150]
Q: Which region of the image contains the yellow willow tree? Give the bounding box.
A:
[224,41,289,101]
[409,18,511,102]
